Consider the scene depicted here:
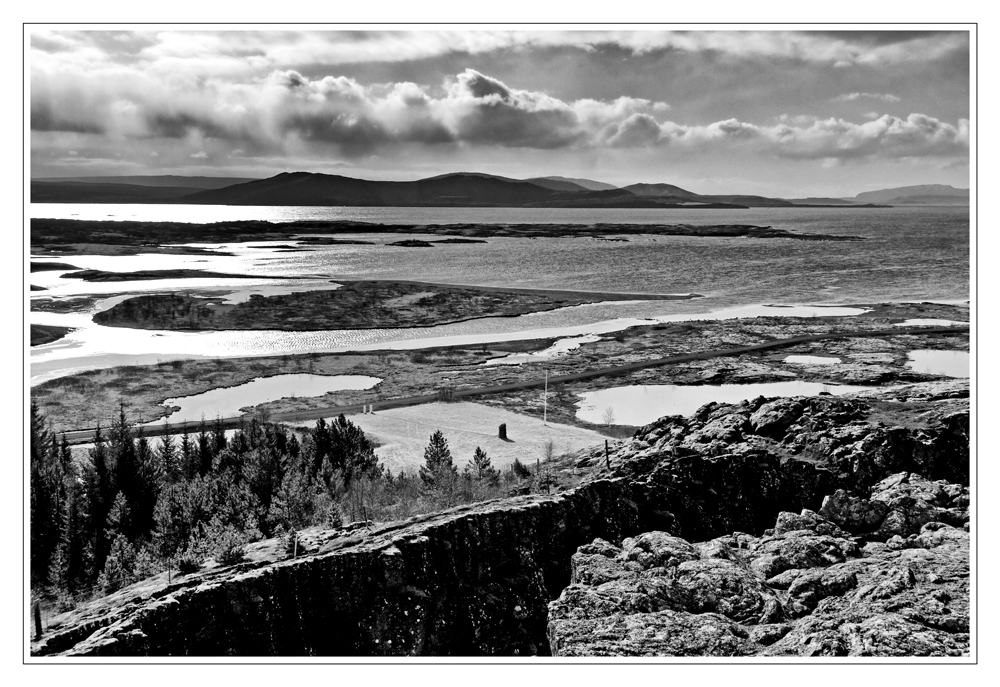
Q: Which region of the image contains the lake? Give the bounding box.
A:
[30,204,969,384]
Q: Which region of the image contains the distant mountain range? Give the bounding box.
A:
[30,173,969,209]
[849,184,969,206]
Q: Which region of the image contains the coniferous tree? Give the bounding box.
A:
[212,416,227,456]
[30,401,63,586]
[61,474,92,594]
[419,430,457,487]
[466,446,500,484]
[179,426,194,479]
[312,418,331,474]
[85,424,115,574]
[128,428,161,541]
[329,414,380,485]
[197,418,212,476]
[157,425,178,482]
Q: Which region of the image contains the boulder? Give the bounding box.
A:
[549,474,969,657]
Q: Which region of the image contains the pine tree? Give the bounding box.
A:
[312,417,331,474]
[158,425,178,482]
[467,446,500,485]
[129,428,161,541]
[85,423,115,574]
[61,474,92,593]
[179,426,194,479]
[30,401,63,587]
[419,430,457,487]
[329,414,380,485]
[197,418,212,476]
[212,416,227,456]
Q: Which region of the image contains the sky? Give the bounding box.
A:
[28,28,972,197]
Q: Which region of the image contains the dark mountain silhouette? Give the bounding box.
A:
[180,172,752,208]
[623,182,795,207]
[31,181,205,204]
[522,178,590,192]
[34,171,962,209]
[621,183,701,200]
[33,175,259,189]
[525,176,618,192]
[181,171,566,206]
[785,197,860,205]
[852,184,968,205]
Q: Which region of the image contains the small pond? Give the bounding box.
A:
[894,319,969,327]
[149,374,382,425]
[485,334,602,366]
[905,350,970,378]
[576,381,872,426]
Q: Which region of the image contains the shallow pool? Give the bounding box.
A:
[149,373,382,425]
[485,334,602,366]
[575,380,872,426]
[894,319,969,327]
[784,355,841,365]
[905,350,970,378]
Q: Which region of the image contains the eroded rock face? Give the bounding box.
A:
[33,383,969,657]
[548,473,969,657]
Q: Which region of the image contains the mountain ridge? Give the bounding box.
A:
[29,172,969,208]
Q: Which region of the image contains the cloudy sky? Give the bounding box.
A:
[29,28,971,197]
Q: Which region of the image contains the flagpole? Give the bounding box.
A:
[544,369,548,426]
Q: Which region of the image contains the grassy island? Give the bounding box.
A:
[91,280,694,331]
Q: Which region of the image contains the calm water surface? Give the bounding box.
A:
[576,381,874,425]
[30,204,969,384]
[905,350,970,378]
[150,374,382,426]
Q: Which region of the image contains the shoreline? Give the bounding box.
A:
[33,301,970,437]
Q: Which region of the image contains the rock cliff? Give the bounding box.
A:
[32,381,969,657]
[548,473,969,657]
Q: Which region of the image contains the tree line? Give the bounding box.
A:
[30,401,543,608]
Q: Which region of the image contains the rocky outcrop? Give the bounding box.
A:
[548,473,969,657]
[35,479,647,656]
[33,383,969,657]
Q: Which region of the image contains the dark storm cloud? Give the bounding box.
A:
[445,70,583,148]
[28,60,968,164]
[29,29,970,186]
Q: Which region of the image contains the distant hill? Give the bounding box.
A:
[623,182,795,208]
[852,184,969,205]
[33,175,259,189]
[522,178,590,192]
[181,171,565,207]
[888,194,970,206]
[622,183,701,200]
[526,176,618,192]
[32,181,205,204]
[785,197,861,205]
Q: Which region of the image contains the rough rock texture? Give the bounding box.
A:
[34,479,645,656]
[549,473,969,657]
[609,382,968,542]
[32,382,969,657]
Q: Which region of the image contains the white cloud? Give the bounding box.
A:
[30,64,968,165]
[834,92,902,103]
[30,29,969,74]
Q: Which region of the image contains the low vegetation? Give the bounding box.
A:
[91,280,677,332]
[31,324,73,346]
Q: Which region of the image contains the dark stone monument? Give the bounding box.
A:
[499,423,507,440]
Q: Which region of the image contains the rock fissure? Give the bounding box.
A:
[32,382,968,657]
